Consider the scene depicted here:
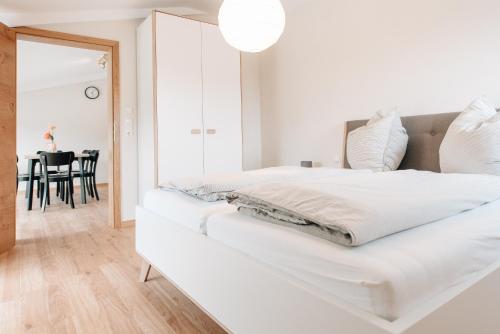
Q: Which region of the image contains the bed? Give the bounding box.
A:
[143,188,234,233]
[205,200,500,321]
[136,112,500,334]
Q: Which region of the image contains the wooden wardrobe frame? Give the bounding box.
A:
[12,27,122,228]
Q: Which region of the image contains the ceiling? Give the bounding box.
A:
[0,0,304,27]
[18,40,107,92]
[0,0,220,12]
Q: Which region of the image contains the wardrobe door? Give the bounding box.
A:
[137,15,154,203]
[156,13,204,183]
[201,23,243,174]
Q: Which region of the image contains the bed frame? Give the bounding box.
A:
[136,112,500,334]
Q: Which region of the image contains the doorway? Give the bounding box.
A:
[0,24,122,254]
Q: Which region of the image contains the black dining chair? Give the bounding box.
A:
[37,150,64,204]
[72,150,100,201]
[70,151,91,201]
[16,155,41,198]
[87,150,100,201]
[39,151,75,212]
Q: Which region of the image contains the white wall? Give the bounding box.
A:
[36,19,141,221]
[241,53,262,171]
[17,80,108,189]
[260,0,500,168]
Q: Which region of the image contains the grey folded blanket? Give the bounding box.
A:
[228,171,500,246]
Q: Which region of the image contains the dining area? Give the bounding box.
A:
[15,36,111,216]
[16,121,105,213]
[17,149,101,212]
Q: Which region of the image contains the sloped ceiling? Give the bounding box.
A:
[0,0,211,26]
[18,40,107,92]
[0,0,303,27]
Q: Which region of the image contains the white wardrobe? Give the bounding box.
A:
[137,11,242,203]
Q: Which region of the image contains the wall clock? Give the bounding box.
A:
[85,86,100,99]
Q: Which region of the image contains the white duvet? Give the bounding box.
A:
[228,170,500,246]
[161,166,371,201]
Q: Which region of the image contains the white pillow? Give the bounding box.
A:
[347,110,408,172]
[439,97,500,175]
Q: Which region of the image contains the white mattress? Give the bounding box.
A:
[206,200,500,321]
[143,189,234,233]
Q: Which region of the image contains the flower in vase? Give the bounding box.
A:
[43,131,53,141]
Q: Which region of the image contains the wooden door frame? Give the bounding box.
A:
[0,23,16,254]
[13,26,122,228]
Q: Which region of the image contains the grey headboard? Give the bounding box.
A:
[343,112,460,172]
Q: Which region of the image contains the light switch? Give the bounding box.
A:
[123,107,134,136]
[125,118,134,136]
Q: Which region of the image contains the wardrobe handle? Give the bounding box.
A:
[206,129,217,135]
[191,129,202,135]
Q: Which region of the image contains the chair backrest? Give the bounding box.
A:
[37,150,63,171]
[40,152,75,173]
[89,150,99,173]
[82,149,100,173]
[37,150,62,155]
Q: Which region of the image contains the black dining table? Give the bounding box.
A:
[24,153,90,210]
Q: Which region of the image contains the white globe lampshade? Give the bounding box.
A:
[218,0,286,53]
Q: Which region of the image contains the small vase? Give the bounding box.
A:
[48,142,57,152]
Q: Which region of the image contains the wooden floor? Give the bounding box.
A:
[0,187,225,334]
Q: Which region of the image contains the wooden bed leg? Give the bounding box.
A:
[139,260,152,282]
